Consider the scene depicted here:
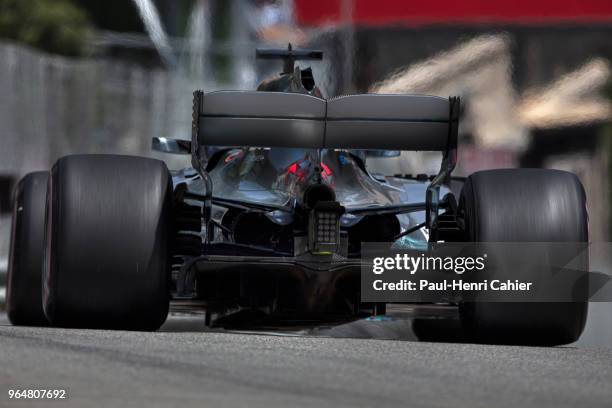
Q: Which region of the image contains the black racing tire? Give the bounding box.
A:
[43,155,172,330]
[459,168,588,346]
[6,172,49,326]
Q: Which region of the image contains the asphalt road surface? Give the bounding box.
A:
[1,311,611,408]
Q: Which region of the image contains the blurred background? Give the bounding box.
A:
[0,0,610,344]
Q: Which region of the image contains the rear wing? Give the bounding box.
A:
[191,90,459,152]
[187,90,459,236]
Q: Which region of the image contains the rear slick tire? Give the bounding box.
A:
[7,172,49,326]
[459,169,588,346]
[43,154,172,330]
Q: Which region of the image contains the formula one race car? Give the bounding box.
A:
[7,46,588,346]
